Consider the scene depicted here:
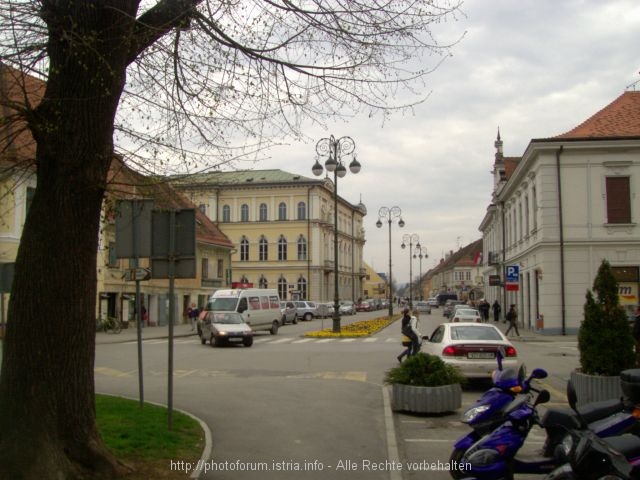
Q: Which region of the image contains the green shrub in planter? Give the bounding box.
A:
[578,260,635,376]
[384,352,466,387]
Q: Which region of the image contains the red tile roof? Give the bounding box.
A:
[554,91,640,139]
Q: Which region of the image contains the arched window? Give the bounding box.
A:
[297,201,306,220]
[297,276,307,300]
[241,204,249,222]
[259,203,268,221]
[240,236,249,261]
[259,235,268,261]
[278,276,288,301]
[222,205,231,222]
[297,235,307,261]
[278,235,287,261]
[278,202,287,220]
[259,275,268,289]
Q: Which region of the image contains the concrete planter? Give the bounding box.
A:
[570,370,623,407]
[390,383,462,413]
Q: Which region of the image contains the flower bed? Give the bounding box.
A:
[304,316,396,338]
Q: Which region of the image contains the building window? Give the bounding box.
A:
[297,235,307,260]
[198,204,206,215]
[278,276,288,300]
[259,235,268,261]
[222,205,231,222]
[201,258,209,279]
[278,235,287,261]
[259,203,268,221]
[278,202,287,220]
[532,185,538,231]
[240,236,249,261]
[259,275,268,289]
[524,195,530,235]
[108,242,119,268]
[606,176,631,224]
[217,259,223,278]
[297,276,307,300]
[297,201,306,220]
[241,204,249,222]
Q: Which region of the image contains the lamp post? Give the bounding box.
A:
[413,245,428,301]
[376,207,404,318]
[401,233,420,308]
[312,135,360,333]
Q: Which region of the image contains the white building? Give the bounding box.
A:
[479,92,640,334]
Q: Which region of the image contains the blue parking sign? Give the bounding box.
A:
[505,265,519,283]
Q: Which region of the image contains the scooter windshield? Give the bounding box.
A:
[492,367,521,389]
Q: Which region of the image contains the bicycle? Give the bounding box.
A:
[99,316,122,334]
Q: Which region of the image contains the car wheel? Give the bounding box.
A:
[270,320,279,335]
[304,312,312,321]
[292,314,298,325]
[243,337,253,347]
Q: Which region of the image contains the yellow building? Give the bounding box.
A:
[362,262,387,301]
[171,169,367,302]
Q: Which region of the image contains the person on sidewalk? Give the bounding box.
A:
[492,300,501,322]
[188,303,199,331]
[505,304,519,337]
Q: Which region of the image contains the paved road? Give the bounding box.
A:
[93,311,579,480]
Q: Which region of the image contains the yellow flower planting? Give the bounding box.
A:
[304,316,397,338]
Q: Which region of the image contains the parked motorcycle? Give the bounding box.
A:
[545,380,640,479]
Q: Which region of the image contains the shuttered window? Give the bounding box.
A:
[606,177,631,224]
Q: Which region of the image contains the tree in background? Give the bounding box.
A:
[578,259,635,376]
[0,1,463,477]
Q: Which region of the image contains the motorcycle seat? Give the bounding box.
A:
[577,398,625,424]
[541,408,581,430]
[605,433,640,458]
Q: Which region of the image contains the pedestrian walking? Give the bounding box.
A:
[397,308,420,362]
[188,302,199,331]
[505,304,519,337]
[479,299,490,322]
[492,300,501,322]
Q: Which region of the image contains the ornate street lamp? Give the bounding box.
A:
[413,245,428,301]
[312,135,360,333]
[376,207,404,318]
[401,233,420,308]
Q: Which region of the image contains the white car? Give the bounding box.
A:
[293,300,318,321]
[451,308,482,323]
[339,301,356,315]
[426,297,439,308]
[422,322,517,378]
[414,301,431,314]
[199,311,253,347]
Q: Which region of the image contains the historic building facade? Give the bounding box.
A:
[479,92,640,334]
[171,169,367,303]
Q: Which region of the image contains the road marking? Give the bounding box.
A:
[362,338,378,343]
[340,338,356,343]
[292,338,314,344]
[95,367,133,377]
[316,338,336,343]
[269,338,294,344]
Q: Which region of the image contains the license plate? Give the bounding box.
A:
[468,352,495,359]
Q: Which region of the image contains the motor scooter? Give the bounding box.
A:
[544,381,640,479]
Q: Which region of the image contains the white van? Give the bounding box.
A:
[200,288,282,335]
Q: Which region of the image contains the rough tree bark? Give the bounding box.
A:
[0,1,148,478]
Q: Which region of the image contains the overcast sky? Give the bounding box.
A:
[259,0,640,286]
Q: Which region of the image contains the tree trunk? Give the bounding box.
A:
[0,2,137,478]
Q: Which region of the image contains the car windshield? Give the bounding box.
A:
[210,312,244,324]
[450,325,503,341]
[457,309,479,316]
[206,298,237,311]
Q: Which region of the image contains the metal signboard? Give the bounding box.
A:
[115,200,153,258]
[505,265,520,291]
[151,209,196,279]
[489,274,502,286]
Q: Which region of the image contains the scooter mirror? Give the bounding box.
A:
[534,389,551,406]
[530,368,548,380]
[566,380,578,410]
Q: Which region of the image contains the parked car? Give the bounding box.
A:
[339,301,356,315]
[356,300,373,312]
[198,311,253,347]
[451,308,482,323]
[422,322,517,378]
[293,300,318,321]
[414,301,431,314]
[443,300,465,318]
[280,301,298,325]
